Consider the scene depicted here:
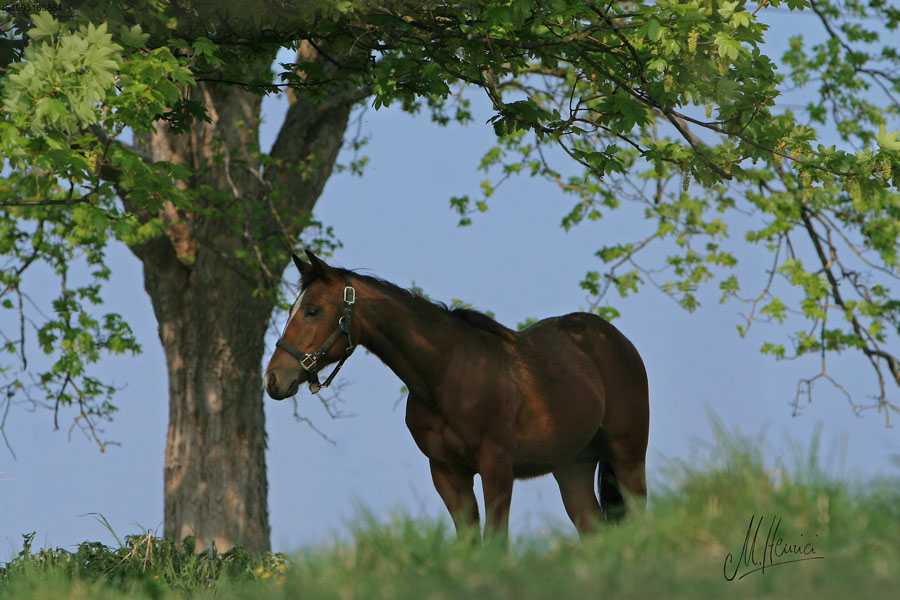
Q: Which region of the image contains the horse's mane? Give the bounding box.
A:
[300,266,517,342]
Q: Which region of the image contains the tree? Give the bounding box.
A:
[1,0,898,551]
[1,2,362,552]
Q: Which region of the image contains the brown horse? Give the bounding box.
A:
[265,250,649,539]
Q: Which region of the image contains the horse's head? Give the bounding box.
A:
[265,250,355,399]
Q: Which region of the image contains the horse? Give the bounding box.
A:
[265,250,649,540]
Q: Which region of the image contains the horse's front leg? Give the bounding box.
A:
[479,443,515,542]
[430,459,479,538]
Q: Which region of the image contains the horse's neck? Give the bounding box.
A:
[354,281,454,394]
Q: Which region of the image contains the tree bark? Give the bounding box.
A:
[145,230,273,553]
[127,46,356,552]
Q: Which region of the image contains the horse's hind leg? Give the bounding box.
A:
[614,458,647,507]
[552,460,603,536]
[606,438,648,517]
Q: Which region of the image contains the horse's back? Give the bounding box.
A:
[521,311,645,376]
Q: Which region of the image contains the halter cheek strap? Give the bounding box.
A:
[276,274,356,394]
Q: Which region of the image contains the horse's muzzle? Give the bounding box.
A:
[265,370,300,400]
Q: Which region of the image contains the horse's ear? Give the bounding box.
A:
[291,252,311,275]
[303,248,331,281]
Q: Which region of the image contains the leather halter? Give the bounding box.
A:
[275,274,356,394]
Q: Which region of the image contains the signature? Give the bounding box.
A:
[723,514,825,581]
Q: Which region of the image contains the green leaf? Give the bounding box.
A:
[714,34,744,60]
[595,306,620,321]
[730,11,752,28]
[27,12,60,41]
[875,125,900,151]
[715,77,740,101]
[119,24,150,48]
[647,18,661,42]
[157,79,182,105]
[717,1,739,19]
[193,36,217,58]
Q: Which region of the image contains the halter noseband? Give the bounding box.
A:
[275,274,356,394]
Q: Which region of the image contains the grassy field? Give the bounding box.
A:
[2,426,897,599]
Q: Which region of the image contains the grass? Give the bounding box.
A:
[2,424,897,599]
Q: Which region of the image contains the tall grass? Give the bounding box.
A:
[2,425,897,599]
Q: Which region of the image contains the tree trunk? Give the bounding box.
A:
[126,47,356,552]
[145,235,273,552]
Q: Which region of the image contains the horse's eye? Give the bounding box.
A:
[304,306,319,318]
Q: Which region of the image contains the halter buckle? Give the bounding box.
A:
[300,354,317,371]
[344,286,356,304]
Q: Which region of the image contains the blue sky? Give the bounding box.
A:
[1,9,898,558]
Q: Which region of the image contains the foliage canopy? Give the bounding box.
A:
[1,0,899,446]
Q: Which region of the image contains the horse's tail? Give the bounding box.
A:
[598,461,626,522]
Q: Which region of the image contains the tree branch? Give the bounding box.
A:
[263,43,366,246]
